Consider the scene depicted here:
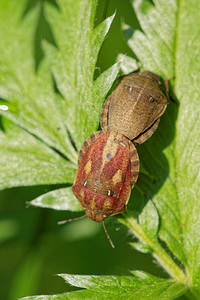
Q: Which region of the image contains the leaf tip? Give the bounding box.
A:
[117,54,140,75]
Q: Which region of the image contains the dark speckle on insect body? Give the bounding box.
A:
[84,140,88,148]
[107,153,112,160]
[133,160,139,167]
[90,133,95,141]
[79,150,83,157]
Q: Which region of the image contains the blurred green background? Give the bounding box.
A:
[0,0,170,299]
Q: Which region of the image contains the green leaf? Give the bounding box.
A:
[130,242,153,254]
[21,294,72,300]
[117,53,139,75]
[20,273,187,299]
[44,0,119,150]
[2,0,200,299]
[59,274,187,299]
[119,0,200,296]
[0,0,119,193]
[0,120,75,190]
[126,0,176,78]
[0,1,77,164]
[30,187,82,211]
[139,200,159,242]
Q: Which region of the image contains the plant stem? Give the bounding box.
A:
[118,212,188,284]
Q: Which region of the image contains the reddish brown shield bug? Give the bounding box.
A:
[72,131,139,222]
[60,131,139,247]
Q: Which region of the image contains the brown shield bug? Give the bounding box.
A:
[100,71,169,144]
[72,131,139,223]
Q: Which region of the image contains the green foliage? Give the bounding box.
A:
[0,0,118,203]
[0,119,75,189]
[122,0,200,290]
[43,0,119,150]
[22,273,187,299]
[119,0,200,298]
[0,0,200,299]
[30,187,81,211]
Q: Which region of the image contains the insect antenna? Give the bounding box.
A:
[103,220,115,248]
[58,214,86,225]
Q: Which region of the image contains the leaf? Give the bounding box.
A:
[3,0,200,299]
[130,242,153,254]
[0,0,119,194]
[0,1,77,164]
[44,0,119,150]
[30,187,82,211]
[59,274,187,299]
[125,0,176,78]
[120,0,200,295]
[20,273,187,299]
[0,120,75,190]
[139,200,159,242]
[117,53,139,75]
[21,294,72,300]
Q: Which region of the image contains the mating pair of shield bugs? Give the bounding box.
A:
[64,71,168,245]
[72,71,168,221]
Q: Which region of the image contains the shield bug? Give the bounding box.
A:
[72,131,139,222]
[101,71,168,144]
